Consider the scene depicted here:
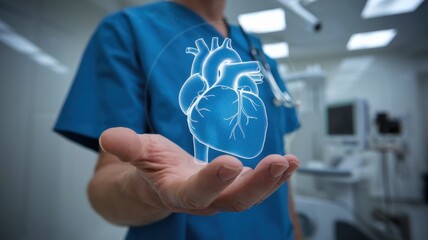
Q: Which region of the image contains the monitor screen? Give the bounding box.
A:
[327,105,354,135]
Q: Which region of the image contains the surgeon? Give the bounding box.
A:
[54,0,302,239]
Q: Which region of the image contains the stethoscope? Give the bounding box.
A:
[238,24,299,108]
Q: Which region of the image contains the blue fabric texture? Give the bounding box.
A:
[54,1,300,240]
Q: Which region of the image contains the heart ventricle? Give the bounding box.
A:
[179,37,268,162]
[189,85,267,159]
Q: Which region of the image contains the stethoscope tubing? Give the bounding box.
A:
[238,24,298,108]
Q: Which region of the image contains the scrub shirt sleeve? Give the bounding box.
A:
[54,12,146,151]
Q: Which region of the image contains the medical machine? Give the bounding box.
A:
[326,99,370,151]
[295,99,377,240]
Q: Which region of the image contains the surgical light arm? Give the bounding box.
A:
[278,0,322,32]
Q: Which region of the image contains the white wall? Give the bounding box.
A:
[286,52,428,201]
[0,0,126,239]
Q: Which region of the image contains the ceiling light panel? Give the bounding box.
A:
[362,0,425,18]
[0,32,41,55]
[0,19,68,74]
[238,8,286,34]
[346,29,397,51]
[263,42,289,59]
[31,53,59,66]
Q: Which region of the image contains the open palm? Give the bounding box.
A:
[100,127,300,215]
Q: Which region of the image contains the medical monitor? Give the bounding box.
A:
[326,99,369,149]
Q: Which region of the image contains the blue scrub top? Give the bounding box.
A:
[54,2,300,240]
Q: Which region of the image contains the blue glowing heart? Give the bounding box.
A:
[179,38,267,163]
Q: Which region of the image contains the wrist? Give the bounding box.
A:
[125,167,172,222]
[89,161,172,226]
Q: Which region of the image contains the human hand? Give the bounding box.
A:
[99,127,300,215]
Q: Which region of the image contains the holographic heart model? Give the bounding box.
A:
[179,37,268,163]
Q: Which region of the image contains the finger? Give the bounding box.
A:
[238,166,252,178]
[100,128,194,167]
[211,154,290,212]
[99,127,142,162]
[170,155,243,210]
[255,155,300,205]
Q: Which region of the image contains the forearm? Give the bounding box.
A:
[87,155,172,226]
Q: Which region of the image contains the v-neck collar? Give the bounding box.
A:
[167,1,231,39]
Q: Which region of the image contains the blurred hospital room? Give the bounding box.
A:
[1,0,427,239]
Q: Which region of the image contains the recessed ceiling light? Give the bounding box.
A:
[362,0,425,18]
[238,8,286,34]
[0,32,41,55]
[31,52,59,67]
[346,29,397,51]
[0,19,68,74]
[263,42,289,59]
[50,64,69,74]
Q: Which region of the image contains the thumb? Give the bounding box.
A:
[99,127,142,162]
